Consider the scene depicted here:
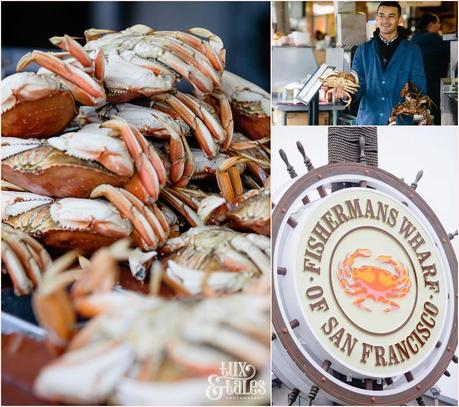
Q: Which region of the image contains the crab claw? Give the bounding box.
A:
[353,248,372,258]
[33,250,82,354]
[102,118,166,202]
[47,124,134,177]
[17,50,106,107]
[50,34,92,69]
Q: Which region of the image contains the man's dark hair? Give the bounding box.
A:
[377,1,402,17]
[417,12,439,31]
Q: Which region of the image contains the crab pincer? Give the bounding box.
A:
[102,117,166,202]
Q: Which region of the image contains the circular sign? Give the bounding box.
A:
[272,163,457,405]
[290,188,446,377]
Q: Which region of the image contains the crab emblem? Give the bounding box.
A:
[337,249,410,312]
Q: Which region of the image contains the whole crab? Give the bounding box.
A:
[388,82,433,125]
[337,248,411,312]
[320,70,359,107]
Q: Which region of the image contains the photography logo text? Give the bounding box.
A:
[206,362,266,401]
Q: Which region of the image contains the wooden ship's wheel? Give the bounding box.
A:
[272,141,457,405]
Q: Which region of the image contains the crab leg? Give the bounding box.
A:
[173,134,195,187]
[49,35,93,70]
[139,42,213,93]
[90,185,159,251]
[1,240,33,295]
[102,118,165,201]
[152,93,218,158]
[157,29,225,72]
[153,36,221,86]
[160,188,202,227]
[72,239,131,299]
[119,189,170,245]
[216,156,248,203]
[208,90,234,150]
[34,340,135,405]
[33,251,81,353]
[230,235,269,273]
[17,51,106,106]
[152,116,186,184]
[2,233,42,287]
[175,92,226,143]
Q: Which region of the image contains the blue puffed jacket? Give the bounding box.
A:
[352,37,427,125]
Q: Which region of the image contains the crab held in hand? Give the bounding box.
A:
[388,82,433,125]
[320,70,359,107]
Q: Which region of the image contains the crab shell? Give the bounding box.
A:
[220,71,270,141]
[227,188,270,236]
[3,198,132,254]
[1,72,77,138]
[2,144,128,198]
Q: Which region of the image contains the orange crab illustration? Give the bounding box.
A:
[337,249,410,312]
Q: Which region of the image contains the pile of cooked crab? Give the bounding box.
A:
[1,24,270,405]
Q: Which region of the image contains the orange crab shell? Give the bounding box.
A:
[352,266,400,293]
[3,205,122,255]
[227,188,270,236]
[2,91,77,138]
[231,106,270,141]
[2,146,128,198]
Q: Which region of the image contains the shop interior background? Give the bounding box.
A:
[271,1,458,126]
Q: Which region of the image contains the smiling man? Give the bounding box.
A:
[350,1,427,125]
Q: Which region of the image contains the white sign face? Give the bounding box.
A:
[295,188,447,376]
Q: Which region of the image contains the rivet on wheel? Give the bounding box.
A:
[370,397,376,402]
[416,385,421,390]
[320,376,326,382]
[447,346,452,352]
[282,328,288,333]
[318,174,323,179]
[364,169,369,175]
[277,266,287,275]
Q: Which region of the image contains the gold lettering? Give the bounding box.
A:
[416,321,430,343]
[408,232,425,251]
[375,346,387,366]
[330,327,345,348]
[365,199,376,219]
[422,264,439,293]
[311,222,331,244]
[399,216,416,239]
[340,333,358,357]
[376,201,388,223]
[387,208,399,227]
[331,204,348,225]
[406,334,419,354]
[417,251,431,265]
[388,345,400,365]
[321,211,338,233]
[321,317,338,335]
[309,296,329,312]
[360,342,373,364]
[345,199,363,219]
[395,341,410,362]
